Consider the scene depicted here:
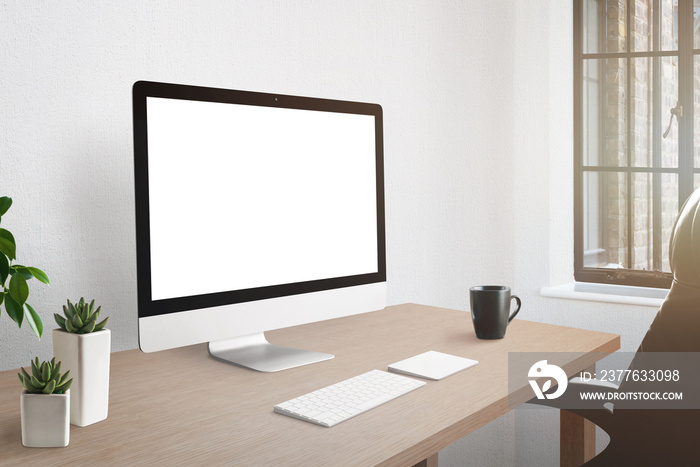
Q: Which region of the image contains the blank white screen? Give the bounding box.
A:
[146,97,378,301]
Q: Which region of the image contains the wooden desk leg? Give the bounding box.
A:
[560,409,595,466]
[560,365,596,467]
[412,452,438,467]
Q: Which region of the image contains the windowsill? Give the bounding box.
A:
[540,282,668,307]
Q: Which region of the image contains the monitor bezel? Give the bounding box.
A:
[133,81,386,319]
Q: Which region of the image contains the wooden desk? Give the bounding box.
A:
[0,304,619,466]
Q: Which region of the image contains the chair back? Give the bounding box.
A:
[636,188,700,353]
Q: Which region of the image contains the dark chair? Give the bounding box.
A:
[531,188,700,466]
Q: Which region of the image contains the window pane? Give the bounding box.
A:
[631,172,676,272]
[630,0,678,51]
[583,0,678,53]
[695,55,700,168]
[583,59,602,165]
[630,57,679,168]
[658,0,678,51]
[660,173,678,272]
[583,58,627,166]
[631,172,652,269]
[695,173,700,189]
[584,171,675,272]
[631,58,652,166]
[660,56,679,167]
[583,0,626,54]
[632,0,652,52]
[583,171,628,268]
[695,0,700,49]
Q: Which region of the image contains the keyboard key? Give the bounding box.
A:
[274,370,426,427]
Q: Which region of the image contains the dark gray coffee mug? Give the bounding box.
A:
[469,285,521,339]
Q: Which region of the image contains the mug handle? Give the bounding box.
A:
[508,295,521,323]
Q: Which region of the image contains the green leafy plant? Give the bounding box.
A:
[54,297,108,334]
[0,196,50,338]
[18,357,73,394]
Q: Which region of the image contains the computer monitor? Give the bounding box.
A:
[132,81,386,372]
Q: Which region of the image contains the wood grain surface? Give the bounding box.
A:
[0,303,619,466]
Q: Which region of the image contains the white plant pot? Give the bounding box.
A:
[52,328,111,427]
[21,389,70,447]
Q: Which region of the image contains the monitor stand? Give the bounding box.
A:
[208,333,334,372]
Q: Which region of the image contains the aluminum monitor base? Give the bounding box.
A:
[208,332,334,372]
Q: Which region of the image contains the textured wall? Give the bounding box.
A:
[1,0,514,368]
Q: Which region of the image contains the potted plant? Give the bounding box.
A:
[0,196,50,338]
[53,298,110,427]
[18,357,73,447]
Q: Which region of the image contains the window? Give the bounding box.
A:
[574,0,700,288]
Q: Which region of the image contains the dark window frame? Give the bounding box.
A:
[574,0,698,289]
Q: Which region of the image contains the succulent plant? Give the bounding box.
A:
[18,357,73,394]
[54,297,108,334]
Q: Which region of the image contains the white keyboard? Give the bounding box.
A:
[274,369,426,427]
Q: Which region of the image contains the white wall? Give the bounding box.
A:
[0,1,661,465]
[0,0,515,368]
